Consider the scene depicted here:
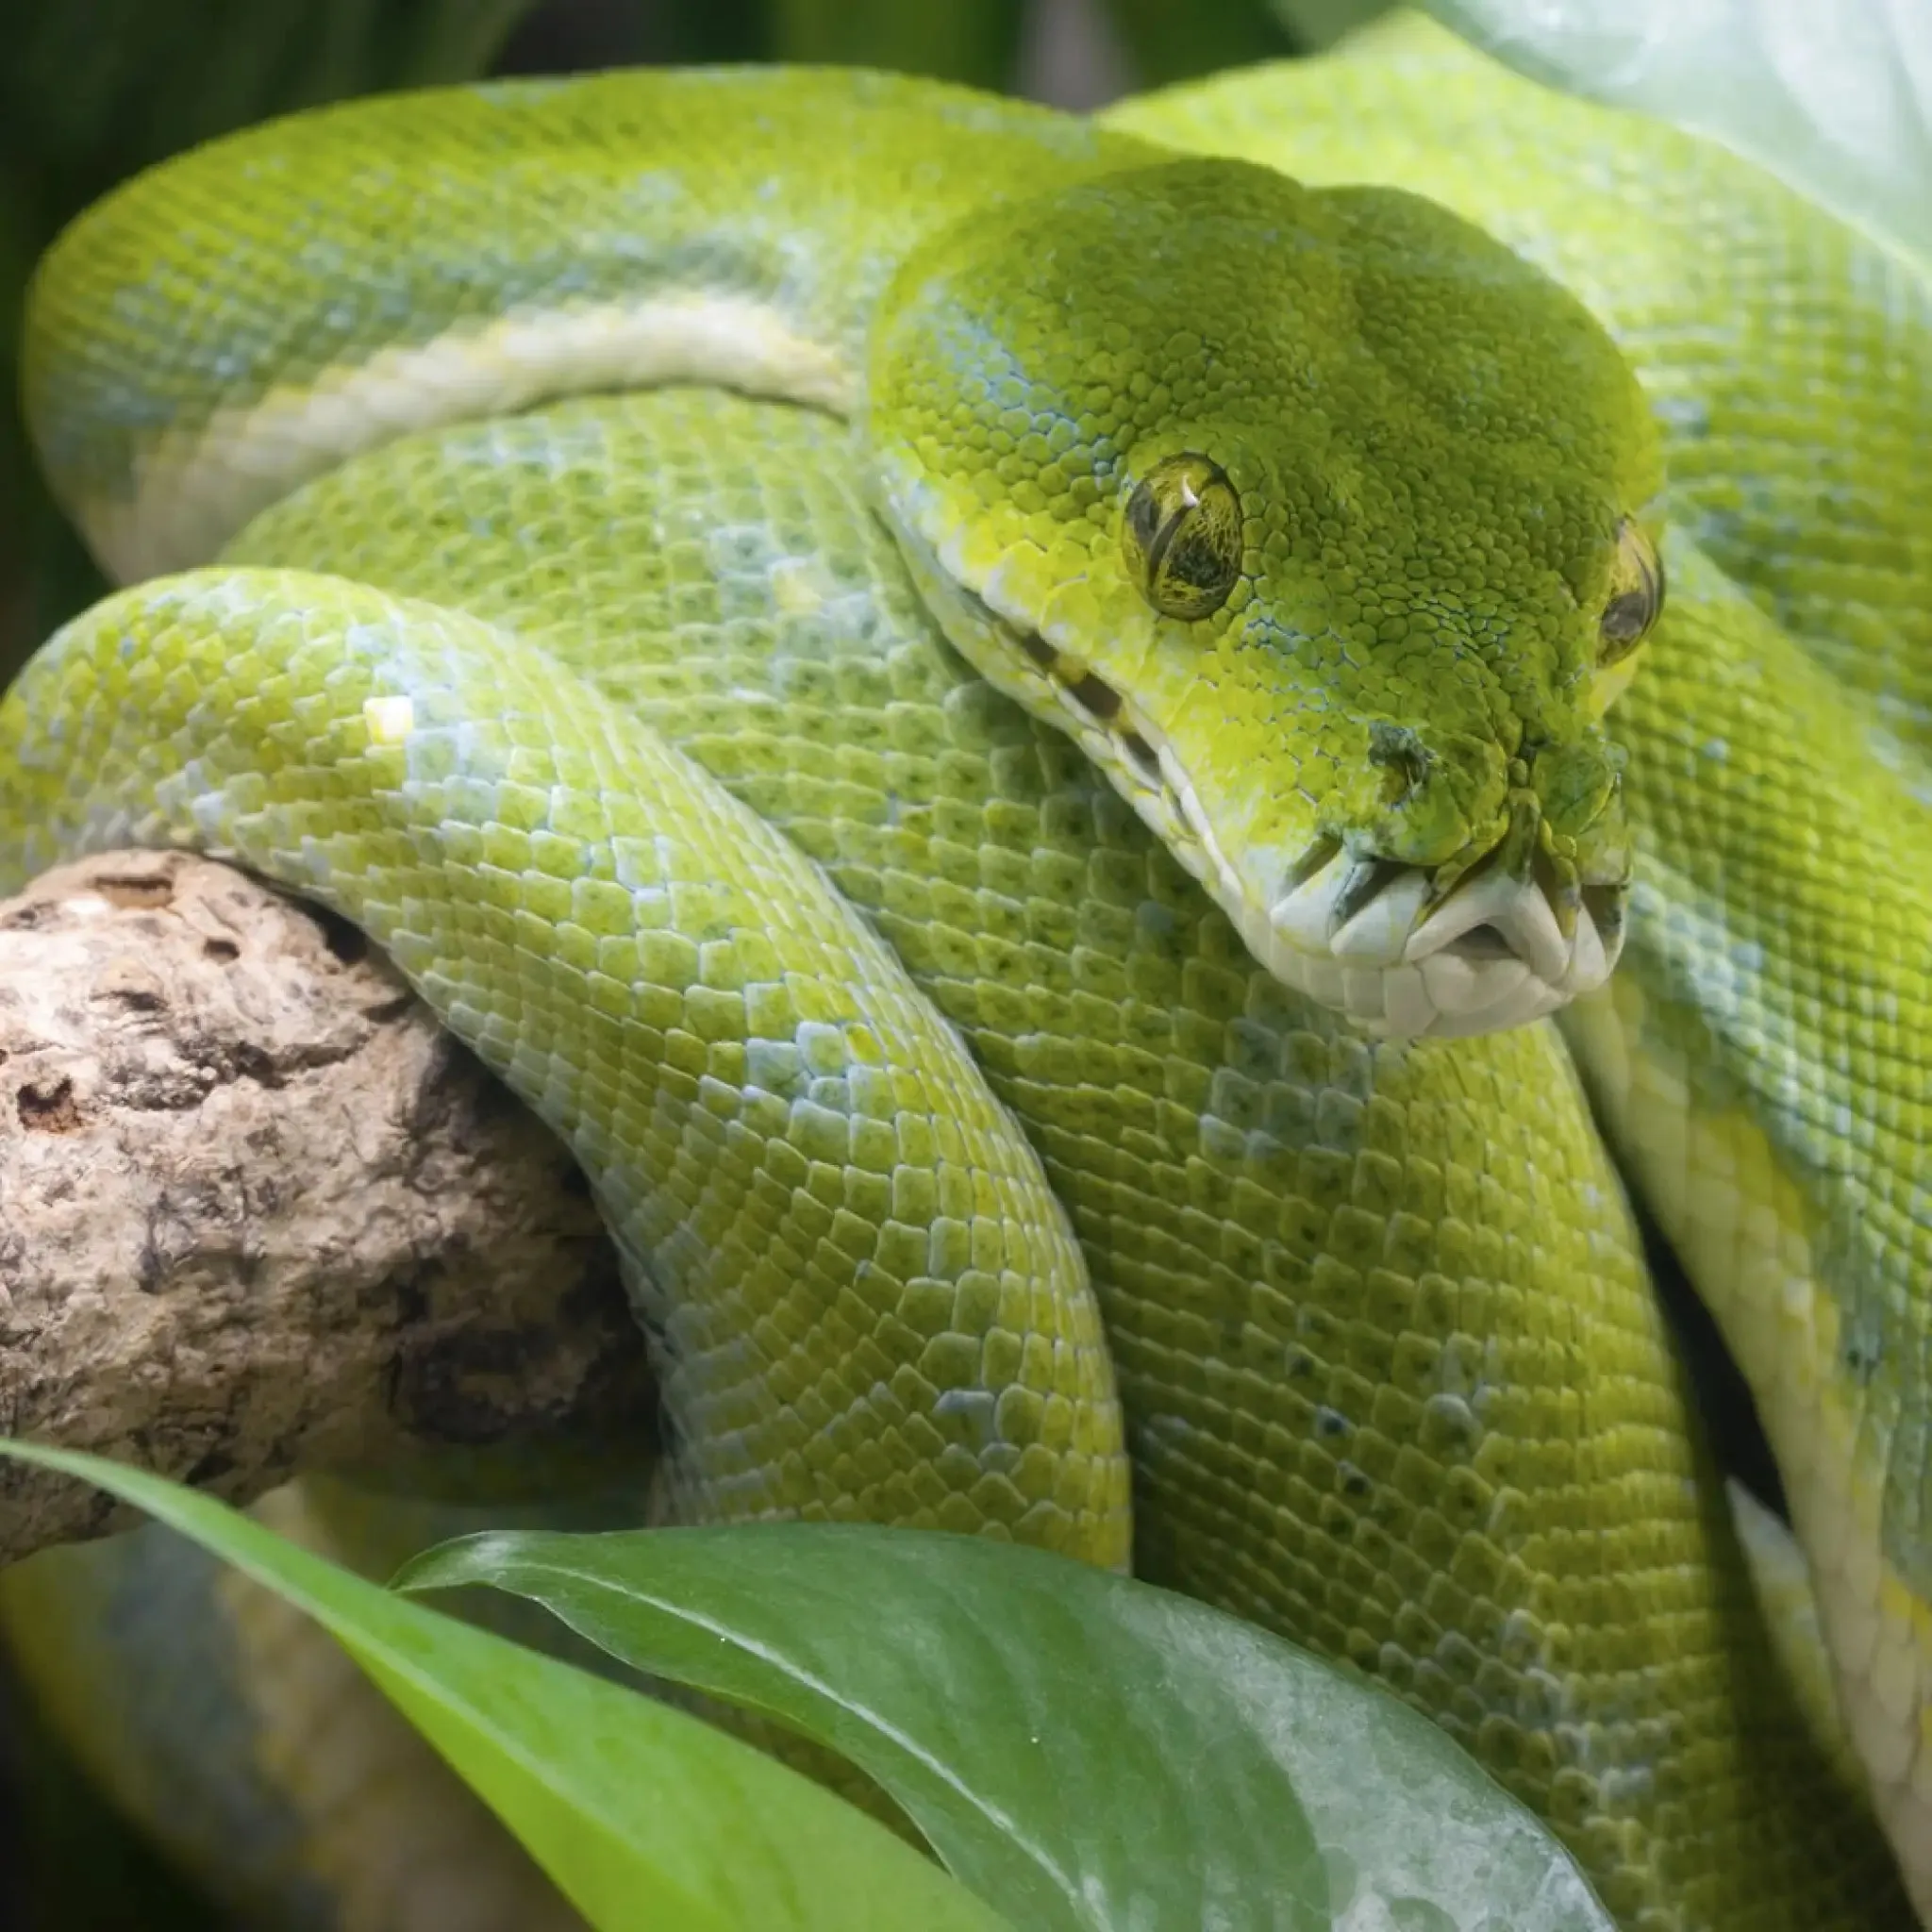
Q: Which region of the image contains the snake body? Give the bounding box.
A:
[2,16,1929,1929]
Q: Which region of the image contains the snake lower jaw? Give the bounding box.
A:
[1234,848,1627,1040]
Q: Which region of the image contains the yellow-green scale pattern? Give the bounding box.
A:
[1567,544,1932,1867]
[204,387,1910,1930]
[25,56,1659,984]
[0,567,1130,1561]
[1112,19,1932,1891]
[7,27,1930,1930]
[24,66,1153,580]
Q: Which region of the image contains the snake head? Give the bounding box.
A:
[868,155,1664,1039]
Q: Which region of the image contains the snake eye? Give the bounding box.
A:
[1598,518,1663,664]
[1122,453,1241,621]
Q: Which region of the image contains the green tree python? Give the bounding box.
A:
[2,12,1928,1929]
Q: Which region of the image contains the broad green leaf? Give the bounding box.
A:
[0,1443,1008,1932]
[400,1522,1617,1932]
[1424,0,1932,272]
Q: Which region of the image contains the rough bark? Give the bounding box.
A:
[0,851,645,1567]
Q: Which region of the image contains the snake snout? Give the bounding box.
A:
[1243,842,1626,1040]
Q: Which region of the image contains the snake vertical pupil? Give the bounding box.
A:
[1122,453,1242,621]
[1598,517,1664,663]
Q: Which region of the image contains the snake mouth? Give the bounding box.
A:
[874,505,1622,1040]
[993,627,1626,1040]
[1242,841,1626,1039]
[1014,636,1625,1039]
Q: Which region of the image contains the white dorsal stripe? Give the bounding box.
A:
[92,293,858,583]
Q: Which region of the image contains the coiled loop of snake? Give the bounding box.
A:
[4,15,1932,1931]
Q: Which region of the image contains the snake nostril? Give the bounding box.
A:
[1333,857,1408,929]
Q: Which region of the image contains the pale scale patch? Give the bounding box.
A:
[770,557,833,616]
[362,695,415,746]
[90,296,858,583]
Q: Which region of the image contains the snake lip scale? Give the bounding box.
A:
[1257,841,1617,1038]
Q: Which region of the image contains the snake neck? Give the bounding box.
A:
[26,66,1153,583]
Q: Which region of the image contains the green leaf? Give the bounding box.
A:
[1424,0,1932,273]
[399,1522,1617,1932]
[1104,0,1295,82]
[1267,0,1398,55]
[769,0,1027,90]
[0,1442,1008,1932]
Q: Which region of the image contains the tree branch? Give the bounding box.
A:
[0,852,646,1567]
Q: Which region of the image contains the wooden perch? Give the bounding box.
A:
[0,852,647,1568]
